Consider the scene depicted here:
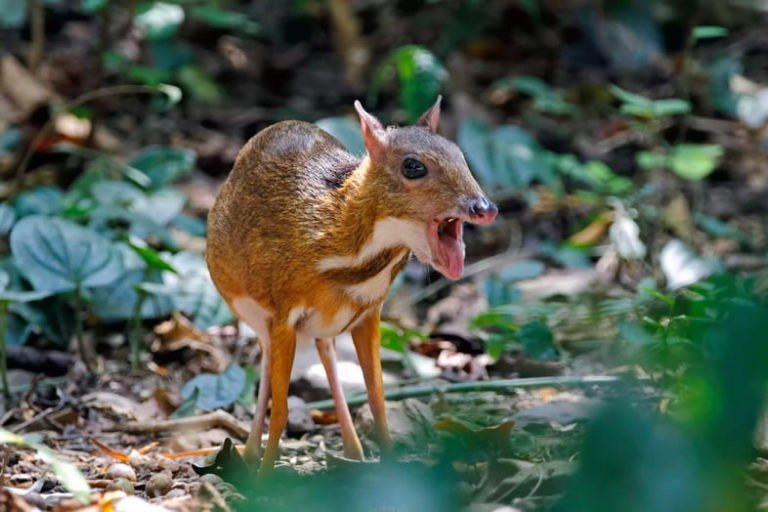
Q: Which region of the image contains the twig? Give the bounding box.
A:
[401,250,533,307]
[27,0,45,71]
[14,84,170,187]
[105,410,249,439]
[304,375,620,411]
[9,406,61,433]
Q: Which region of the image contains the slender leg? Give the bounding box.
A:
[316,337,365,460]
[244,336,270,464]
[351,309,392,452]
[260,321,297,474]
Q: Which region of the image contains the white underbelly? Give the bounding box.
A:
[292,305,357,339]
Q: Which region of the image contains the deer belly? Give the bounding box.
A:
[291,305,359,339]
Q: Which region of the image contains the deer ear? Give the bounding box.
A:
[417,95,442,133]
[354,100,387,161]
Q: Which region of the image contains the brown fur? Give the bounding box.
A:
[206,102,489,471]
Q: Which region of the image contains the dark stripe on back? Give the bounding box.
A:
[322,247,405,284]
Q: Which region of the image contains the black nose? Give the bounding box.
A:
[469,197,498,221]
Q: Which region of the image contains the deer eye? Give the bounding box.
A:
[402,158,427,179]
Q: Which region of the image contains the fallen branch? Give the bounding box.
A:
[304,375,620,411]
[105,410,249,439]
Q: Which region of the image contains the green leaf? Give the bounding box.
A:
[181,365,247,411]
[500,76,574,115]
[140,252,233,329]
[0,289,53,303]
[0,428,91,504]
[610,85,691,118]
[372,46,447,123]
[128,236,177,273]
[191,6,259,35]
[171,386,200,418]
[637,151,668,170]
[0,0,26,28]
[693,26,729,41]
[90,245,172,320]
[316,117,365,156]
[135,1,185,40]
[238,365,258,405]
[15,186,64,217]
[517,321,556,360]
[177,65,222,104]
[10,296,76,346]
[459,118,554,190]
[128,146,196,189]
[669,144,723,180]
[81,0,107,13]
[10,216,123,293]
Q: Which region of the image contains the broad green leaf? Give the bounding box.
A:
[669,144,723,180]
[181,365,247,411]
[141,251,233,328]
[0,0,26,27]
[15,186,64,217]
[316,117,365,156]
[91,181,145,209]
[0,289,53,303]
[637,151,668,170]
[10,216,123,293]
[90,244,172,320]
[693,26,729,41]
[135,1,184,40]
[128,145,196,189]
[10,295,76,346]
[0,204,16,236]
[0,428,91,504]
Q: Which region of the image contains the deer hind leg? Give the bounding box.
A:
[259,321,297,474]
[316,336,364,460]
[231,298,272,465]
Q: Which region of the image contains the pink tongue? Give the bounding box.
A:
[437,237,465,279]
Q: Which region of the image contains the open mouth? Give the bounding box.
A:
[427,216,467,280]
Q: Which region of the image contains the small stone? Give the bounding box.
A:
[107,478,135,495]
[146,471,173,497]
[199,474,223,486]
[106,463,137,482]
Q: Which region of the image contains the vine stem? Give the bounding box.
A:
[15,84,173,188]
[129,288,148,370]
[303,375,620,411]
[0,303,9,399]
[73,288,93,374]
